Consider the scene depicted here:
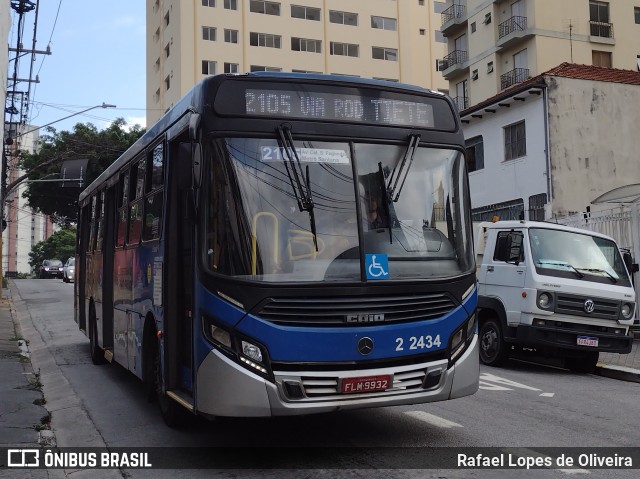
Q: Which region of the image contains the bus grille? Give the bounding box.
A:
[302,369,427,397]
[256,293,457,326]
[555,293,620,320]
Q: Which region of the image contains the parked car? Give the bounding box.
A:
[63,257,75,283]
[39,259,63,279]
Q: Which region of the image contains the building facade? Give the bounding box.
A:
[146,0,450,126]
[439,0,640,110]
[460,63,640,222]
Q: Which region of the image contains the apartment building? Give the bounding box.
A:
[146,0,450,126]
[439,0,640,110]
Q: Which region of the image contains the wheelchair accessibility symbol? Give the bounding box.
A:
[366,254,390,280]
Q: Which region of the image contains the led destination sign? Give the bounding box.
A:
[244,89,435,128]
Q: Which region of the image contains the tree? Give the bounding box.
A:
[19,118,145,226]
[28,228,77,269]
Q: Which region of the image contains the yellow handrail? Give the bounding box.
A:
[251,212,279,275]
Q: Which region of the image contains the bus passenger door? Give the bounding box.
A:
[165,133,195,399]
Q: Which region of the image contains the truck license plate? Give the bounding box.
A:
[341,375,391,394]
[577,336,599,347]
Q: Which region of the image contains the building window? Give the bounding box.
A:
[465,136,484,172]
[154,88,160,102]
[153,27,160,42]
[592,50,612,67]
[487,61,494,73]
[202,0,215,6]
[250,32,281,48]
[164,75,170,91]
[528,193,547,221]
[292,37,322,53]
[329,10,357,26]
[224,0,237,9]
[164,11,170,26]
[224,62,239,73]
[224,29,238,43]
[202,26,216,41]
[471,22,476,33]
[250,0,280,16]
[419,0,425,5]
[154,58,160,72]
[250,65,282,72]
[291,5,321,21]
[504,120,526,161]
[472,69,478,80]
[635,7,640,24]
[371,16,397,31]
[164,43,170,58]
[589,1,611,37]
[330,42,359,57]
[372,46,398,61]
[419,29,426,35]
[202,60,216,75]
[483,12,492,24]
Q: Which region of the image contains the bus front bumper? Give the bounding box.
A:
[195,335,478,417]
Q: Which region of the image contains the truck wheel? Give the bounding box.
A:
[565,351,599,374]
[479,319,509,366]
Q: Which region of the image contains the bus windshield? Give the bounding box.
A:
[204,137,474,283]
[529,228,631,287]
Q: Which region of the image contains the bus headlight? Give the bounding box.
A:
[621,303,634,319]
[450,313,476,364]
[203,316,271,378]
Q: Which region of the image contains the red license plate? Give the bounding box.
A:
[341,374,391,394]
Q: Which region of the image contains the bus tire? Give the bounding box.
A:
[566,351,599,374]
[479,318,509,366]
[89,304,106,365]
[154,342,185,428]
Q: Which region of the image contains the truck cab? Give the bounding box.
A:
[475,220,635,372]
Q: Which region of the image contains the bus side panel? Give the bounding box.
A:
[113,247,133,368]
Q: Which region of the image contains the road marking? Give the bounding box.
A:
[559,468,590,474]
[479,381,512,391]
[403,411,463,429]
[539,392,555,397]
[480,372,541,391]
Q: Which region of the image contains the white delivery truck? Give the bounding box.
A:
[475,220,635,372]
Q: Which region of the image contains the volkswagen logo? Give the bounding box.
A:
[584,299,595,314]
[357,337,374,355]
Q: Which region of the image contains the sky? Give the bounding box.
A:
[9,0,148,135]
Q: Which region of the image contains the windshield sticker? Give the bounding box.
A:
[260,146,350,164]
[366,254,390,280]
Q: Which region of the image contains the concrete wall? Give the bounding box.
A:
[547,76,640,217]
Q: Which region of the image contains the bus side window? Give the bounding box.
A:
[116,170,129,248]
[128,157,145,245]
[143,141,164,241]
[88,195,97,253]
[95,191,104,252]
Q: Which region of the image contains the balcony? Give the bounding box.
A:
[500,68,529,90]
[589,20,615,45]
[440,49,469,79]
[452,95,469,111]
[441,4,467,36]
[497,16,533,49]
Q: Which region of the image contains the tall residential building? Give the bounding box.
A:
[439,0,640,110]
[146,0,449,126]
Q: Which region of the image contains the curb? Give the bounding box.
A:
[595,364,640,383]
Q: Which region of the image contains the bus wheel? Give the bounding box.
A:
[154,343,185,428]
[566,351,599,374]
[89,305,105,365]
[479,319,509,366]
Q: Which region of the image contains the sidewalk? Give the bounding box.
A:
[0,288,54,452]
[596,331,640,382]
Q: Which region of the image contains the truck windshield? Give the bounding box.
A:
[203,137,474,283]
[529,228,631,287]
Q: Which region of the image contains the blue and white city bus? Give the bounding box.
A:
[75,73,478,426]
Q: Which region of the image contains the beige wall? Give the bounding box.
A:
[547,76,640,217]
[443,0,640,109]
[147,0,448,126]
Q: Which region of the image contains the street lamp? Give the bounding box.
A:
[0,103,116,295]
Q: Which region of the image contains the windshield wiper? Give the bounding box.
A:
[537,260,584,279]
[377,162,393,244]
[276,124,318,251]
[386,134,420,203]
[576,268,618,283]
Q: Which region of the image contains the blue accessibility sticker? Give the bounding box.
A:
[365,254,390,280]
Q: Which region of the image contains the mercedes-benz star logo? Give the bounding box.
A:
[584,299,595,314]
[357,337,374,355]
